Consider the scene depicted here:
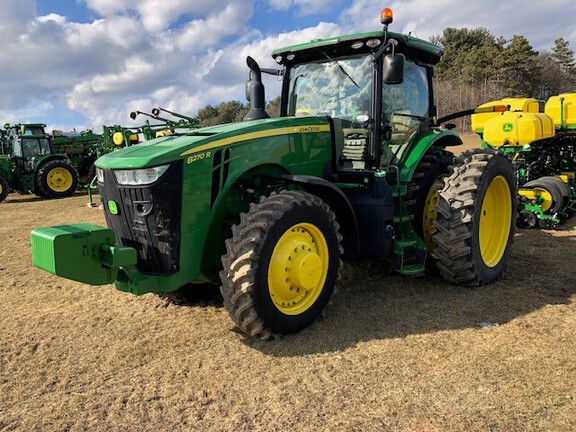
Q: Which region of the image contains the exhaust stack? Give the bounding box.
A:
[243,56,270,121]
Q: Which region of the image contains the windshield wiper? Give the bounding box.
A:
[322,52,360,89]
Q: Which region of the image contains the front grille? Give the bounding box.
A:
[98,161,183,275]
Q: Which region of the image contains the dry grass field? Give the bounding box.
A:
[1,135,575,431]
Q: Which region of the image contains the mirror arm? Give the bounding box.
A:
[260,68,284,77]
[374,38,398,61]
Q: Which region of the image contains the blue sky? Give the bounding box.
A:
[1,0,575,132]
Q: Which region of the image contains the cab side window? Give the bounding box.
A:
[382,61,429,142]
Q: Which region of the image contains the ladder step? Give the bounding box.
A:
[393,214,412,223]
[391,184,408,198]
[396,239,418,249]
[399,263,425,276]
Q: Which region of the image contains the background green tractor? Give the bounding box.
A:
[31,9,517,339]
[0,123,78,203]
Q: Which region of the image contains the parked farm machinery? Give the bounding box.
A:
[32,9,518,339]
[470,95,576,228]
[52,129,103,185]
[0,123,78,202]
[52,108,201,187]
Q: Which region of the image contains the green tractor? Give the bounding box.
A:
[31,9,517,338]
[0,123,78,203]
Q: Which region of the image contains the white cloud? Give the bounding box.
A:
[82,0,250,31]
[81,0,136,17]
[0,0,35,38]
[37,14,67,24]
[177,3,254,52]
[267,0,292,11]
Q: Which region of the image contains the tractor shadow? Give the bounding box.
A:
[245,218,576,356]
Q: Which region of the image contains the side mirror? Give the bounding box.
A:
[383,53,405,85]
[129,111,137,120]
[151,108,160,117]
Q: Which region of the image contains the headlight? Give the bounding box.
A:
[114,164,170,186]
[96,167,105,183]
[366,38,382,48]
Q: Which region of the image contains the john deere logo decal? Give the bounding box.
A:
[503,123,513,133]
[108,200,118,215]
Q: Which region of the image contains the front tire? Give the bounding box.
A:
[433,149,517,286]
[36,159,79,198]
[220,190,343,339]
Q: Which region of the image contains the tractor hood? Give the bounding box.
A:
[95,116,331,170]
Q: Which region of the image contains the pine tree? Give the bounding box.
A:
[499,35,541,96]
[550,38,576,91]
[552,38,576,74]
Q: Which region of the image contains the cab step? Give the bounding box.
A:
[392,243,427,277]
[399,263,426,276]
[393,214,412,224]
[395,239,418,249]
[391,184,408,198]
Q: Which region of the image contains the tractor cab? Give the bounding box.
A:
[271,8,444,180]
[6,124,54,170]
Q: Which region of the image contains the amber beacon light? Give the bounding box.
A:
[381,7,393,25]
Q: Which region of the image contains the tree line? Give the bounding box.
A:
[196,28,576,131]
[433,28,575,129]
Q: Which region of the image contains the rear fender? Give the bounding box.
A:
[34,154,69,170]
[398,130,460,183]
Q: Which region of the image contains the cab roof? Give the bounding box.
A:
[272,31,443,66]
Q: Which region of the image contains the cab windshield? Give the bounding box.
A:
[288,54,372,122]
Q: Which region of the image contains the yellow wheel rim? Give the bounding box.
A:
[46,167,73,192]
[0,183,3,195]
[479,175,512,268]
[268,223,329,315]
[422,177,444,251]
[531,187,553,212]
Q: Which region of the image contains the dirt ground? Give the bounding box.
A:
[1,136,575,431]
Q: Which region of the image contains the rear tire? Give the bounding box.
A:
[0,176,8,203]
[220,190,343,339]
[36,159,79,198]
[405,148,454,254]
[433,149,517,286]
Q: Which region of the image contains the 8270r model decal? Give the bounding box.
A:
[187,152,211,164]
